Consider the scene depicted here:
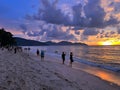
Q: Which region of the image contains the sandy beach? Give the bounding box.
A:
[0,49,120,90]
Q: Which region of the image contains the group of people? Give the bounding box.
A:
[36,49,74,66]
[36,49,45,61]
[62,52,74,66]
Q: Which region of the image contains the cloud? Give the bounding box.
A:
[19,22,77,41]
[71,26,83,30]
[75,31,80,35]
[117,27,120,34]
[22,0,120,43]
[83,28,99,36]
[26,31,41,37]
[32,0,71,25]
[25,0,120,29]
[84,0,106,27]
[40,24,76,41]
[118,30,120,34]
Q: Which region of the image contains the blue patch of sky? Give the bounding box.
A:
[0,0,40,20]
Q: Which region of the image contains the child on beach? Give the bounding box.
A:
[62,52,66,64]
[70,52,73,66]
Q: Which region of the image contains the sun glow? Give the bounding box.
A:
[102,41,113,45]
[99,39,120,46]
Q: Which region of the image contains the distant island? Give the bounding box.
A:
[14,37,88,46]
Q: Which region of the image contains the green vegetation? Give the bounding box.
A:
[0,28,16,47]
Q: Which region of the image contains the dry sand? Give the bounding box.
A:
[0,49,120,90]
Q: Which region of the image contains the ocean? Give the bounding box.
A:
[23,45,120,72]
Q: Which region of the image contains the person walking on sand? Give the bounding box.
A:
[36,49,39,56]
[62,52,66,64]
[14,47,17,54]
[70,52,74,66]
[41,50,44,61]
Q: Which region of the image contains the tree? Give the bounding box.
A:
[0,28,16,47]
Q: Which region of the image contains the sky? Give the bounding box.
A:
[0,0,120,45]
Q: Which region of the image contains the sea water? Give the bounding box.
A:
[23,45,120,72]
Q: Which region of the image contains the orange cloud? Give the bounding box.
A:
[114,0,120,2]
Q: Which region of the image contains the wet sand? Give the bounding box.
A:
[46,53,120,86]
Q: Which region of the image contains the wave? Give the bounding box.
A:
[74,57,120,72]
[46,52,120,72]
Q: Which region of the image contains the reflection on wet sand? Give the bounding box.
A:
[96,71,120,85]
[73,62,120,86]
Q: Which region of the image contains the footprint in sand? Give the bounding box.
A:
[7,80,12,85]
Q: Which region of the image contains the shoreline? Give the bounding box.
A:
[0,49,120,90]
[73,61,120,86]
[45,53,120,86]
[45,52,120,86]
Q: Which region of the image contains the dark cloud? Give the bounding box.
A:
[105,32,110,37]
[110,31,116,34]
[72,3,83,26]
[44,24,76,40]
[117,28,120,34]
[109,1,120,12]
[25,0,120,29]
[116,26,120,34]
[32,0,71,25]
[21,23,77,41]
[22,0,120,42]
[105,17,119,26]
[98,30,116,38]
[100,30,105,34]
[26,31,41,37]
[75,31,80,35]
[118,30,120,34]
[100,35,104,38]
[83,28,99,36]
[84,0,105,27]
[71,26,84,30]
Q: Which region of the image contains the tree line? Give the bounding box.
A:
[0,28,16,47]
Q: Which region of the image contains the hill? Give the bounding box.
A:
[14,37,47,46]
[14,37,87,46]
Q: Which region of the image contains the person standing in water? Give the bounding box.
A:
[41,50,45,61]
[62,52,66,64]
[70,52,73,66]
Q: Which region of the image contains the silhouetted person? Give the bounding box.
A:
[70,52,73,66]
[36,49,39,56]
[41,50,44,61]
[62,52,66,64]
[14,48,17,54]
[28,47,30,52]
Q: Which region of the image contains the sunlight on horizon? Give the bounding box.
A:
[102,41,113,45]
[99,40,120,46]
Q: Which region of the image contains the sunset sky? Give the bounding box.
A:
[0,0,120,45]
